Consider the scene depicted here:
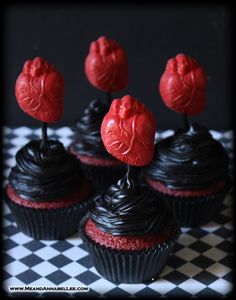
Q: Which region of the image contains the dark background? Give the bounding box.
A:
[3,3,233,130]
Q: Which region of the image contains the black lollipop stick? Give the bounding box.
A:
[41,122,49,150]
[183,114,190,131]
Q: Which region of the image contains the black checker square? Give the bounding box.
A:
[77,256,93,269]
[2,126,233,297]
[191,255,215,269]
[16,269,41,284]
[23,240,45,252]
[167,255,186,269]
[50,241,73,252]
[46,270,71,285]
[48,255,72,268]
[189,240,212,253]
[164,270,189,285]
[76,271,100,285]
[20,254,44,268]
[3,224,19,236]
[193,271,219,285]
[166,287,192,297]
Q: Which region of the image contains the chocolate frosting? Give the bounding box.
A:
[9,140,84,201]
[90,171,173,236]
[144,123,229,190]
[72,99,112,158]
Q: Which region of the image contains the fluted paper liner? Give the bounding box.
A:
[4,187,94,240]
[79,216,181,283]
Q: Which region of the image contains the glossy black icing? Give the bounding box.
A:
[90,171,173,236]
[9,139,83,201]
[144,123,229,190]
[72,99,112,158]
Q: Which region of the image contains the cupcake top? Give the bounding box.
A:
[72,99,115,159]
[144,123,229,190]
[9,139,84,201]
[90,172,173,236]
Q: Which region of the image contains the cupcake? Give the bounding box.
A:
[4,57,94,239]
[79,95,181,283]
[143,123,230,227]
[143,53,231,227]
[69,99,126,194]
[69,36,129,193]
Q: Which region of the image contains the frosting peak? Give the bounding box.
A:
[9,139,83,201]
[144,123,229,190]
[72,99,111,158]
[90,172,172,236]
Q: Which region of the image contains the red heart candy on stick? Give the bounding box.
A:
[15,57,64,123]
[159,53,207,115]
[85,36,128,93]
[101,95,156,166]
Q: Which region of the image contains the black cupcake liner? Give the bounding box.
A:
[146,181,231,227]
[79,215,181,283]
[79,162,127,195]
[3,187,95,240]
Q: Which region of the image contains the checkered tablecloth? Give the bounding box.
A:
[2,126,234,297]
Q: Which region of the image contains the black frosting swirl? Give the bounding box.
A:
[72,99,112,158]
[90,171,173,236]
[144,123,229,190]
[9,140,84,201]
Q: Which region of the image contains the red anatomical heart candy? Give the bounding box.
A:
[15,57,64,123]
[85,36,128,93]
[159,53,207,115]
[101,95,156,166]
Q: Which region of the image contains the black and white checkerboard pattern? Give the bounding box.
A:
[2,126,234,297]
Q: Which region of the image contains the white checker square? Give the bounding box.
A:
[10,232,33,245]
[178,278,206,295]
[201,222,220,233]
[34,247,60,260]
[177,262,202,277]
[11,136,30,147]
[118,283,147,295]
[31,261,58,277]
[178,233,197,246]
[3,260,28,276]
[62,246,87,261]
[12,126,33,136]
[203,248,227,261]
[89,278,116,294]
[206,263,231,277]
[55,127,73,137]
[209,130,222,140]
[60,262,87,277]
[200,234,224,246]
[149,279,176,294]
[175,247,199,261]
[208,278,233,295]
[7,245,32,260]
